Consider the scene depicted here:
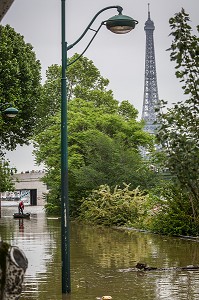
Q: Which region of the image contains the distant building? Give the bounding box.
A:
[11,170,48,206]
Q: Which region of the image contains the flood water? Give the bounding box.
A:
[1,206,199,300]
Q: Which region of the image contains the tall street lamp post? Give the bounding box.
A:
[61,0,138,294]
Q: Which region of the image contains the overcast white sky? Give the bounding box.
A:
[2,0,198,172]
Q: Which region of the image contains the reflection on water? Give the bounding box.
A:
[1,206,199,299]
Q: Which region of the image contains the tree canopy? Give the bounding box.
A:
[36,54,118,131]
[156,8,199,224]
[0,25,42,153]
[33,55,158,215]
[0,25,42,192]
[0,156,15,192]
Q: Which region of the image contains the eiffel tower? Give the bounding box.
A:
[142,4,160,134]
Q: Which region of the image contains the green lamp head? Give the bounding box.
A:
[4,107,18,118]
[105,13,138,34]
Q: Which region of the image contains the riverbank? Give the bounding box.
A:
[113,225,199,241]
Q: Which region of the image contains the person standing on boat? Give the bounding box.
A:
[18,200,24,215]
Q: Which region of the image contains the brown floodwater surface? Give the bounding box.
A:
[1,206,199,299]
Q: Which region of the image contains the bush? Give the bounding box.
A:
[78,183,150,227]
[44,188,61,216]
[45,203,60,216]
[149,183,199,236]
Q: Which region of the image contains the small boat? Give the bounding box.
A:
[13,213,31,219]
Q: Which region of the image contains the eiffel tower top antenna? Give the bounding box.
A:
[148,3,150,19]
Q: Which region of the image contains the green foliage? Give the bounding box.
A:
[67,54,111,102]
[69,127,157,205]
[149,183,199,236]
[36,54,117,132]
[142,9,199,237]
[33,55,158,216]
[0,156,15,192]
[35,64,61,132]
[34,101,158,216]
[168,8,199,96]
[78,183,150,227]
[156,9,199,218]
[0,25,42,186]
[45,202,61,216]
[118,100,139,120]
[0,25,42,151]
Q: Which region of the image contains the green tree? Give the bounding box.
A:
[0,156,15,192]
[36,54,118,132]
[149,183,199,236]
[157,9,199,219]
[33,59,158,215]
[0,25,42,151]
[67,54,111,102]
